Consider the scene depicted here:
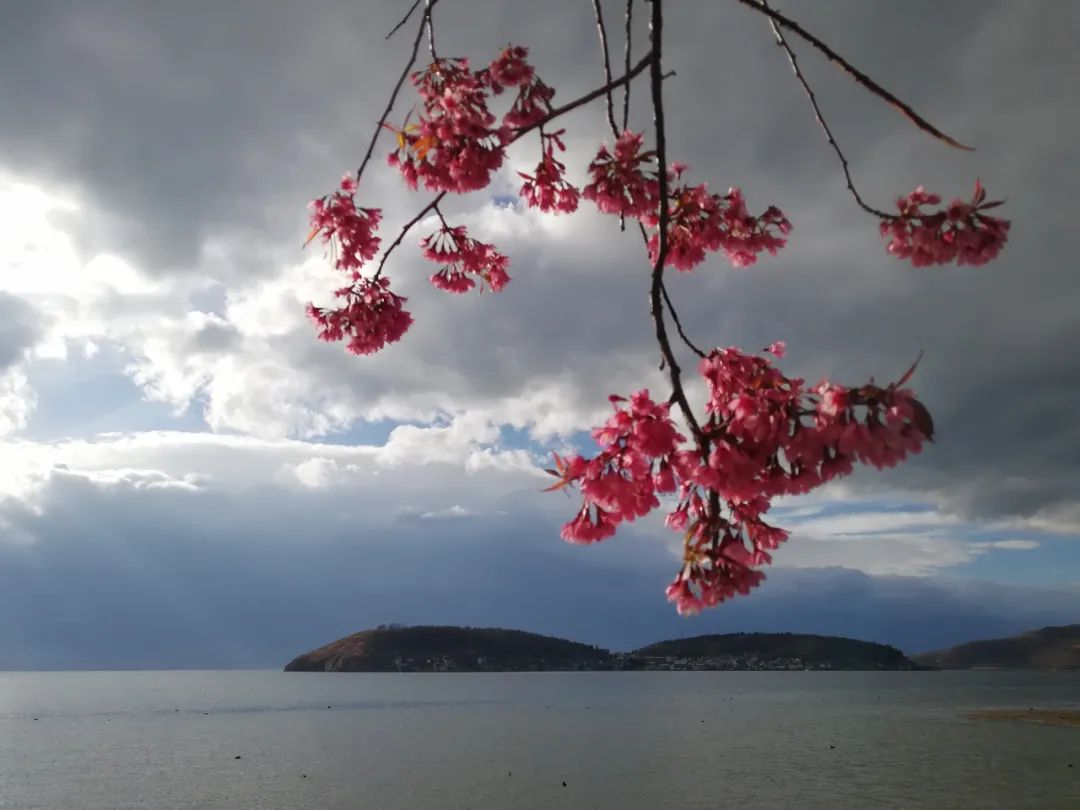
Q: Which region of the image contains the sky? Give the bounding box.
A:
[1,0,1078,669]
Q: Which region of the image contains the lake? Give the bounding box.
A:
[1,670,1078,808]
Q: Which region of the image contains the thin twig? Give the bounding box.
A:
[385,0,423,40]
[372,192,446,279]
[513,53,651,139]
[735,0,973,151]
[661,282,707,358]
[375,48,654,279]
[591,0,621,138]
[591,0,627,231]
[648,0,702,439]
[632,219,705,359]
[356,0,441,181]
[761,1,892,219]
[622,0,633,130]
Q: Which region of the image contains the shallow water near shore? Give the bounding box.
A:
[2,670,1078,809]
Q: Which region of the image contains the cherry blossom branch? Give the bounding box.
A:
[424,0,438,60]
[371,56,655,278]
[734,0,973,151]
[591,0,621,138]
[622,0,634,129]
[592,0,629,230]
[372,192,446,279]
[760,2,892,219]
[648,0,702,439]
[356,0,441,181]
[513,53,651,139]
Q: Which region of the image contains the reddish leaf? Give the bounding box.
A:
[893,350,924,389]
[910,398,936,441]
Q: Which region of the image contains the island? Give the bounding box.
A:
[284,626,924,672]
[630,632,921,671]
[913,624,1080,670]
[284,625,611,672]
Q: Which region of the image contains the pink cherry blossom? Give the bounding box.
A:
[421,223,512,293]
[582,131,661,219]
[553,344,933,613]
[519,130,580,214]
[388,58,508,194]
[306,276,412,355]
[485,45,535,90]
[645,171,791,271]
[880,180,1010,267]
[307,175,382,274]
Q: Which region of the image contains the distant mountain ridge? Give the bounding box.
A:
[913,624,1080,670]
[285,626,922,672]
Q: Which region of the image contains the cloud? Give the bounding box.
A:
[972,539,1041,551]
[3,0,1070,525]
[0,0,1078,666]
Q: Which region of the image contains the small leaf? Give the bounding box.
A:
[972,179,986,206]
[893,350,924,389]
[542,479,571,493]
[303,227,321,247]
[543,468,560,478]
[910,398,936,441]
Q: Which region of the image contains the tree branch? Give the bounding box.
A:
[760,1,893,219]
[514,53,651,139]
[622,0,634,130]
[661,281,707,359]
[735,0,973,151]
[373,44,653,281]
[424,0,438,60]
[356,0,441,182]
[591,0,621,138]
[648,0,702,439]
[385,0,424,40]
[372,192,446,280]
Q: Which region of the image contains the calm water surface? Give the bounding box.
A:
[1,670,1078,809]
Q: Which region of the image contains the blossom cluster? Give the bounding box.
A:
[387,57,507,193]
[518,129,580,214]
[553,391,684,543]
[306,277,413,356]
[306,175,382,274]
[485,45,557,128]
[582,130,661,219]
[583,132,791,269]
[305,175,413,353]
[421,224,511,293]
[881,181,1010,267]
[646,171,792,271]
[551,346,932,614]
[387,46,555,194]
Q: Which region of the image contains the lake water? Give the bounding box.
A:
[1,670,1078,808]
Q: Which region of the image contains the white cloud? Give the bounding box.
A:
[0,368,35,436]
[419,505,476,520]
[972,539,1041,551]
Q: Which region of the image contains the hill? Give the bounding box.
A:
[284,625,612,672]
[285,627,923,672]
[912,624,1080,670]
[633,632,920,670]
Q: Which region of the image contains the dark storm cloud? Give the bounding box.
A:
[3,0,1078,527]
[2,466,1077,668]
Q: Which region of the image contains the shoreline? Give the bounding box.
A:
[965,708,1080,728]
